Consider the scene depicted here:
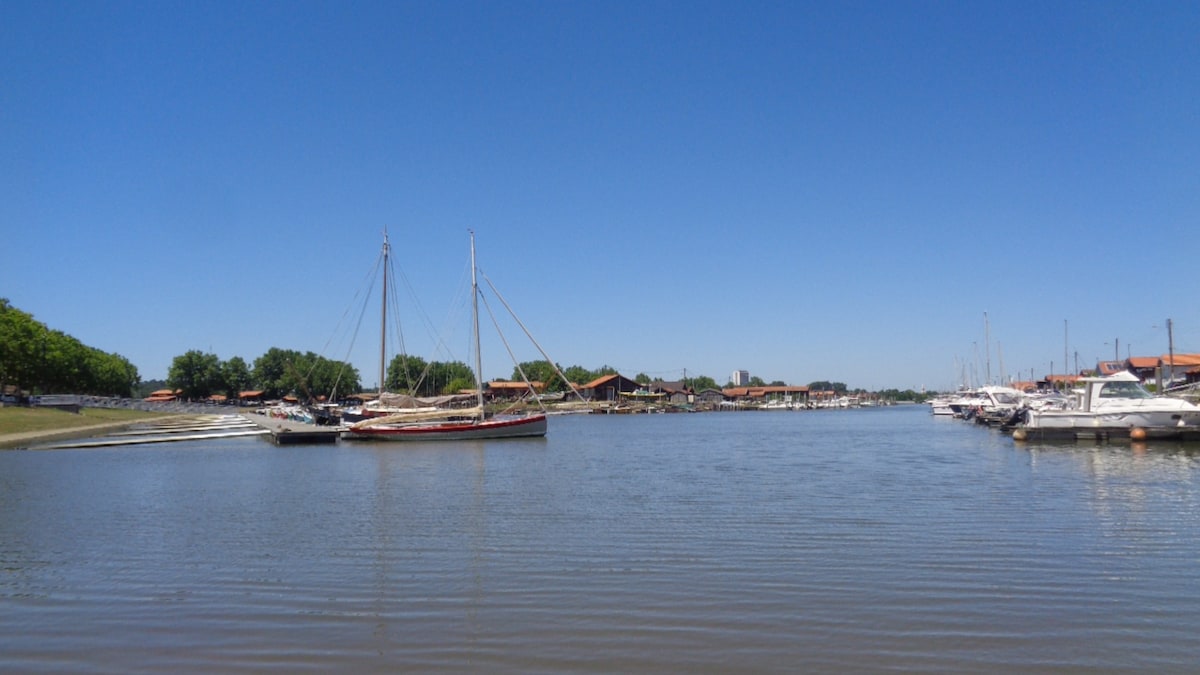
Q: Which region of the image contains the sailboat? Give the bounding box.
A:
[341,231,548,441]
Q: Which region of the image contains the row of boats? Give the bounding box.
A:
[930,372,1200,440]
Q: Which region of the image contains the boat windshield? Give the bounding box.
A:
[1098,381,1154,399]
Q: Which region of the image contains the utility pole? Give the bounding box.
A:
[1064,319,1069,378]
[1168,318,1176,387]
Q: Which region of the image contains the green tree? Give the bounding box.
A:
[562,365,595,388]
[0,299,139,396]
[253,348,302,399]
[748,376,766,387]
[512,360,560,390]
[808,381,848,394]
[386,353,427,393]
[168,350,222,400]
[426,360,474,396]
[220,356,253,398]
[690,375,719,392]
[444,375,476,395]
[305,355,360,400]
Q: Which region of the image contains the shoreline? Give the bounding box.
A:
[0,410,191,450]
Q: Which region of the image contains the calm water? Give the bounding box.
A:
[4,406,1200,673]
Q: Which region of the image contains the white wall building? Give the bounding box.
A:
[732,370,750,386]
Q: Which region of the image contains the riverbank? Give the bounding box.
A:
[0,406,176,449]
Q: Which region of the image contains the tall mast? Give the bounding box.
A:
[470,231,485,414]
[984,311,991,385]
[379,231,389,394]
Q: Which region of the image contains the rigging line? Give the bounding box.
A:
[477,291,546,413]
[322,247,386,397]
[315,245,386,381]
[480,269,586,403]
[391,246,450,361]
[382,249,420,393]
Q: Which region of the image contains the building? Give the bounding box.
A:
[580,374,643,402]
[731,370,750,386]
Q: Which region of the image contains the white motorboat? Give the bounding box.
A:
[1017,372,1200,435]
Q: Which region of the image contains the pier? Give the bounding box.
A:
[242,412,341,445]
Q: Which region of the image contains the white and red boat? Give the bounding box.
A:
[342,231,548,442]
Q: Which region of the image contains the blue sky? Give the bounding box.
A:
[3,1,1198,391]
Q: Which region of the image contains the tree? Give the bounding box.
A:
[748,376,766,387]
[168,350,222,400]
[306,355,360,399]
[562,365,595,388]
[426,360,473,396]
[253,348,303,399]
[808,381,848,394]
[512,360,560,389]
[220,356,252,398]
[386,354,427,393]
[689,374,720,392]
[0,299,139,397]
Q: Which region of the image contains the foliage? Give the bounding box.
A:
[808,381,848,394]
[748,376,766,387]
[562,365,596,387]
[878,388,926,402]
[220,356,253,398]
[688,375,720,392]
[253,348,360,400]
[387,354,472,397]
[0,299,139,397]
[512,361,560,389]
[137,379,168,398]
[168,350,222,400]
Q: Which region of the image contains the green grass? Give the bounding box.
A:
[0,406,170,436]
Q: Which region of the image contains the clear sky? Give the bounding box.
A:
[3,1,1198,392]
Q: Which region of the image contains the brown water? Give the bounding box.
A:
[3,407,1200,672]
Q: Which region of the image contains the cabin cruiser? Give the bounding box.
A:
[1017,372,1200,433]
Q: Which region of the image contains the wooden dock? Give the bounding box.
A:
[240,413,342,445]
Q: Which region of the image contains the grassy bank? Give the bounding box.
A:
[0,406,170,437]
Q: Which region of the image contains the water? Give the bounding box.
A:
[4,406,1200,672]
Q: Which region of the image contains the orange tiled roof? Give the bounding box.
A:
[723,386,808,397]
[582,374,621,389]
[488,381,545,390]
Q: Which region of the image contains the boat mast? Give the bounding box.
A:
[470,231,485,414]
[379,231,389,394]
[983,311,991,386]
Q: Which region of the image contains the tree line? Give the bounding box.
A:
[166,348,362,402]
[0,299,139,397]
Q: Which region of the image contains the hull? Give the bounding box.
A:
[342,414,547,442]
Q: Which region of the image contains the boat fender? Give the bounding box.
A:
[1012,428,1027,441]
[1130,427,1147,441]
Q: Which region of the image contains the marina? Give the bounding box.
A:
[5,407,1200,672]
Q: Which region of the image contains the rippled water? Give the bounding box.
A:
[4,406,1200,672]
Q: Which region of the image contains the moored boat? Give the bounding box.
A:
[1014,372,1200,439]
[341,231,548,442]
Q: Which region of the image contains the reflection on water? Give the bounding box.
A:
[4,408,1200,672]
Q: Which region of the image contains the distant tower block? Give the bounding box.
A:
[732,370,750,386]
